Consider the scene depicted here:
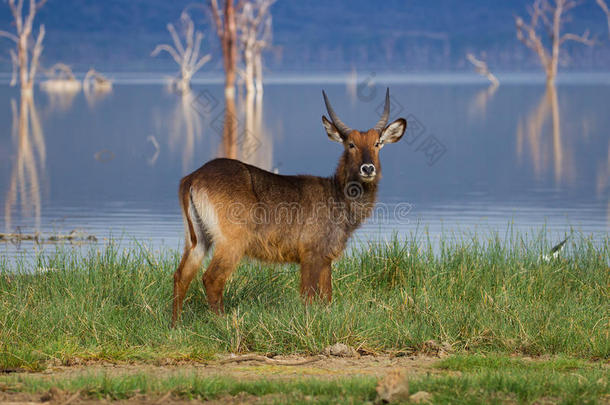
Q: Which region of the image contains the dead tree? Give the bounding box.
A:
[83,69,113,107]
[209,0,239,98]
[39,63,81,111]
[467,54,499,118]
[515,0,595,84]
[152,12,212,92]
[0,0,47,93]
[45,63,76,80]
[237,0,275,96]
[83,68,113,92]
[466,53,499,87]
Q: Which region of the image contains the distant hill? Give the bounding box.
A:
[0,0,608,73]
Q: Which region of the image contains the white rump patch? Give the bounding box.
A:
[190,189,224,245]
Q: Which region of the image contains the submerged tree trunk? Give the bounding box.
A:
[220,0,238,98]
[222,94,238,159]
[243,45,255,95]
[547,84,562,183]
[209,0,239,155]
[547,1,562,85]
[236,0,274,98]
[18,36,30,91]
[254,53,263,96]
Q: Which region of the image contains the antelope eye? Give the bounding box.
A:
[348,143,355,149]
[374,142,380,148]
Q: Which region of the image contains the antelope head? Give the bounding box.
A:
[322,88,406,184]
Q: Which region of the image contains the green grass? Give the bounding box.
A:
[0,355,607,404]
[0,373,377,403]
[0,231,608,370]
[428,355,609,404]
[437,354,598,373]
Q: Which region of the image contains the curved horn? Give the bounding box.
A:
[322,90,352,135]
[374,88,390,132]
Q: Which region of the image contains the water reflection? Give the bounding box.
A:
[4,94,45,231]
[219,94,238,160]
[212,92,272,170]
[516,85,570,184]
[42,86,79,111]
[165,88,272,173]
[239,92,272,170]
[168,89,205,172]
[468,82,498,118]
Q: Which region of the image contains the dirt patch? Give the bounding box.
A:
[30,354,440,380]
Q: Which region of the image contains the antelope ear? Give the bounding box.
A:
[379,118,407,144]
[322,116,344,143]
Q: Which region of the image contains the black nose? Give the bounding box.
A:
[361,164,375,176]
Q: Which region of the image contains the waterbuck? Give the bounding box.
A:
[172,89,406,325]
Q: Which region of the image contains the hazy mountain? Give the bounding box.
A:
[0,0,608,73]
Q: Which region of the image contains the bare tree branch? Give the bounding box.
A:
[534,0,553,34]
[8,0,24,34]
[24,0,47,36]
[0,30,19,43]
[190,31,204,66]
[33,0,47,13]
[192,53,212,72]
[597,0,610,36]
[9,49,18,86]
[560,30,595,45]
[182,12,195,64]
[563,0,584,12]
[83,69,112,91]
[152,11,211,92]
[466,53,499,87]
[151,44,182,65]
[515,13,550,71]
[28,24,44,85]
[44,62,76,80]
[167,23,185,56]
[209,0,224,39]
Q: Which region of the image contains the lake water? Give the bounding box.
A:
[1,75,608,263]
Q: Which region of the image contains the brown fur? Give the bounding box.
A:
[172,93,406,325]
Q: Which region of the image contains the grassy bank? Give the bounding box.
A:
[0,355,607,403]
[0,232,608,370]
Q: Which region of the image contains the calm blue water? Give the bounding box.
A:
[0,75,608,264]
